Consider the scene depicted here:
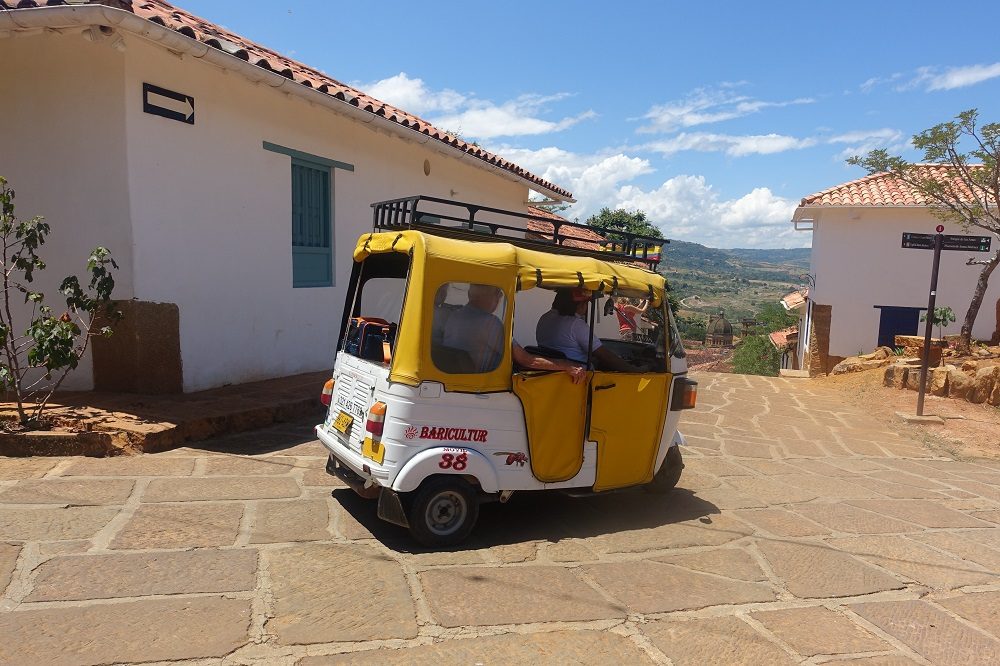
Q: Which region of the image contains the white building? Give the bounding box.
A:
[791,168,1000,374]
[0,0,573,392]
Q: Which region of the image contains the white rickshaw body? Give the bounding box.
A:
[316,196,696,546]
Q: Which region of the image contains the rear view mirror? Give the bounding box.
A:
[603,298,615,317]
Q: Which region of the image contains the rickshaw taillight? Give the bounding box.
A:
[366,401,387,436]
[320,379,335,407]
[670,378,698,411]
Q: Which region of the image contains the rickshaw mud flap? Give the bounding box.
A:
[377,488,410,528]
[328,457,381,499]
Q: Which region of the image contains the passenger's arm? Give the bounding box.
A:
[512,344,586,384]
[593,346,639,372]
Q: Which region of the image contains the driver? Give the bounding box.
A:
[536,288,636,372]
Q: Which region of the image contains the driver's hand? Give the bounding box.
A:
[566,365,586,384]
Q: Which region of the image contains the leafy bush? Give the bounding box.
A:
[732,335,780,377]
[0,177,120,428]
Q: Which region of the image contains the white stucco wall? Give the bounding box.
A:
[0,34,135,390]
[805,207,1000,356]
[4,28,554,392]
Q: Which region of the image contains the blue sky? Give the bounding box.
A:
[184,0,1000,249]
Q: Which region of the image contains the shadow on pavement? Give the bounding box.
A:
[333,485,720,554]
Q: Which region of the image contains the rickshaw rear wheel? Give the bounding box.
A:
[407,477,479,547]
[644,445,684,494]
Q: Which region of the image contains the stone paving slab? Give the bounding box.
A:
[643,615,798,665]
[250,499,330,543]
[0,457,58,480]
[936,591,1000,638]
[267,544,417,644]
[421,565,623,626]
[60,456,196,477]
[142,476,300,502]
[0,506,119,541]
[752,605,890,656]
[0,478,134,505]
[829,535,998,589]
[757,539,905,598]
[110,503,244,549]
[0,542,18,593]
[852,599,1000,666]
[585,559,775,613]
[27,549,258,601]
[298,630,655,665]
[0,597,251,665]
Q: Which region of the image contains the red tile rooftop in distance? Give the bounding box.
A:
[1,0,573,201]
[799,165,985,207]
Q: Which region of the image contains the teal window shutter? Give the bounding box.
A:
[291,158,333,287]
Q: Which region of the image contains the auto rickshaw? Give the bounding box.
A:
[317,196,697,546]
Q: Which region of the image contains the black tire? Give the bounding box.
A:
[406,477,479,547]
[644,445,684,494]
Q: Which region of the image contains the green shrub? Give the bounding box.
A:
[732,335,780,377]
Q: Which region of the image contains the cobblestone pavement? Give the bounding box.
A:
[1,372,1000,665]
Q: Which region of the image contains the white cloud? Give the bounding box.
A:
[353,73,595,139]
[923,63,1000,90]
[433,95,597,139]
[357,72,466,114]
[638,85,814,134]
[509,145,804,248]
[614,177,802,248]
[862,63,1000,92]
[826,128,907,160]
[641,132,817,157]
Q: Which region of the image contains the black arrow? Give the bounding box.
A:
[143,82,195,125]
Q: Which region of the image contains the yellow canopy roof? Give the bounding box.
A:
[353,230,666,305]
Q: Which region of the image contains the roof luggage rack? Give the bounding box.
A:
[371,195,667,269]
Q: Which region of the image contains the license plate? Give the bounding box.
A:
[362,437,385,465]
[332,411,354,434]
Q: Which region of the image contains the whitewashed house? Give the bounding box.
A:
[791,168,1000,374]
[0,0,573,392]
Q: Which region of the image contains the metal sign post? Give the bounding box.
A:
[901,226,992,417]
[916,232,943,416]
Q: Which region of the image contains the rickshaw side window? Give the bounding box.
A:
[343,254,408,364]
[431,282,507,374]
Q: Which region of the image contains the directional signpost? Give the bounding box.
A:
[902,226,994,416]
[143,83,195,125]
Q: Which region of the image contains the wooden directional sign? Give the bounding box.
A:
[901,232,991,252]
[143,83,194,125]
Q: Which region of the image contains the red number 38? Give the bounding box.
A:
[439,452,468,471]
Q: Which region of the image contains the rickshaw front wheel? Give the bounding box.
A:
[407,477,480,547]
[644,445,684,494]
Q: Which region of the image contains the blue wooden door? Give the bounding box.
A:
[876,306,922,348]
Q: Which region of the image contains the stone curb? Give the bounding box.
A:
[0,398,324,458]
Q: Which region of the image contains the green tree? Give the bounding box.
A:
[920,305,957,339]
[732,335,780,377]
[0,177,121,428]
[585,207,661,238]
[757,302,796,333]
[848,109,1000,350]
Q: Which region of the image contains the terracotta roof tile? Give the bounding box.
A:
[780,288,808,311]
[769,325,798,349]
[525,206,607,250]
[3,0,573,200]
[799,165,984,207]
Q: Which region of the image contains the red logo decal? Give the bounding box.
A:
[404,426,418,440]
[417,426,488,443]
[495,451,527,466]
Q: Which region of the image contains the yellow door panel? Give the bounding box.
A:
[589,372,671,491]
[513,371,590,482]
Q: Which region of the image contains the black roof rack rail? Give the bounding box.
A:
[370,195,668,269]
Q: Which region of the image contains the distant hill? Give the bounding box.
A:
[657,240,811,323]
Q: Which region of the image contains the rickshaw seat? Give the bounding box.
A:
[430,345,476,374]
